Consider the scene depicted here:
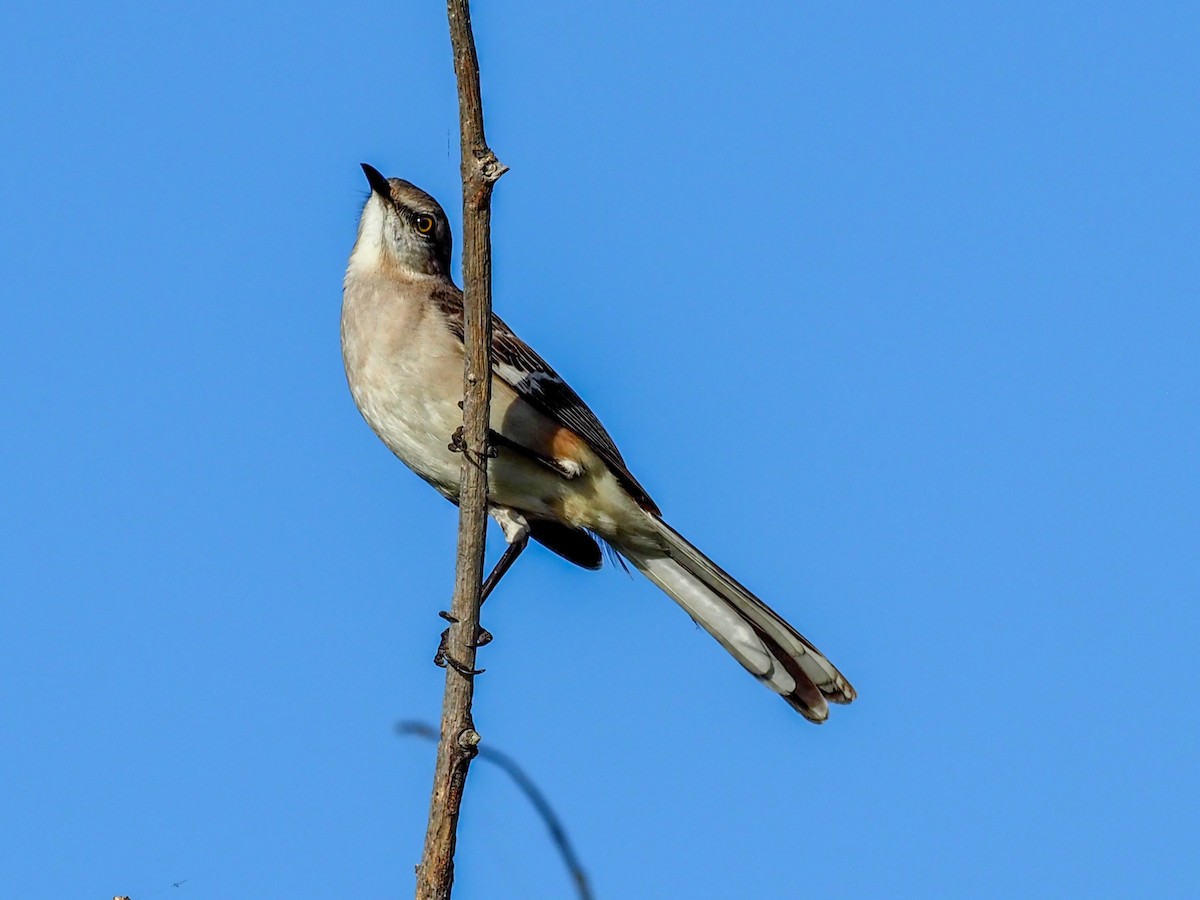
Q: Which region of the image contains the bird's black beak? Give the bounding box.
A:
[361,163,391,198]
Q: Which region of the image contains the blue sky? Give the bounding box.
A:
[2,2,1197,897]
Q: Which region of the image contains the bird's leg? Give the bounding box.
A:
[475,509,531,646]
[434,509,530,671]
[480,530,529,608]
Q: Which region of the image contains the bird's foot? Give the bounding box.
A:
[437,609,493,647]
[447,426,498,462]
[434,611,489,674]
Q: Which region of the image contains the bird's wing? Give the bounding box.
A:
[432,285,659,514]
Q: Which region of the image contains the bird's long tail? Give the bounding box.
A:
[621,518,856,723]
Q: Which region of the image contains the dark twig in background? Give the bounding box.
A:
[400,722,595,900]
[414,2,508,899]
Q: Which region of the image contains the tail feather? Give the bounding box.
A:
[622,519,855,723]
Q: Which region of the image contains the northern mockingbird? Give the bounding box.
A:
[342,164,855,722]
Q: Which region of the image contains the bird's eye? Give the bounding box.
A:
[415,215,435,235]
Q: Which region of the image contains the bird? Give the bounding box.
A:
[341,164,855,722]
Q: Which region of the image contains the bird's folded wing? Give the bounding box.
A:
[431,285,659,514]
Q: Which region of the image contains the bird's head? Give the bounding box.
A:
[349,164,453,280]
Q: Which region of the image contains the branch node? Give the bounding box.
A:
[469,147,509,183]
[457,728,482,752]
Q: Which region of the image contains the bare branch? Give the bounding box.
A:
[414,2,507,898]
[400,721,595,900]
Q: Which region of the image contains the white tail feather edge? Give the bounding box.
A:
[620,518,856,722]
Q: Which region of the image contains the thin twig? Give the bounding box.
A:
[413,2,507,899]
[400,721,595,900]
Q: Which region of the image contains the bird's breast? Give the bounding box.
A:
[342,278,467,495]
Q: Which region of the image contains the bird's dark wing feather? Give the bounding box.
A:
[431,285,659,514]
[528,520,603,569]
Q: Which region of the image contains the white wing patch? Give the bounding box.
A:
[493,361,562,398]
